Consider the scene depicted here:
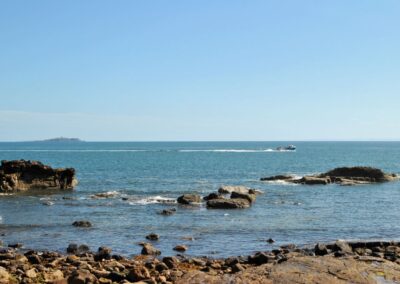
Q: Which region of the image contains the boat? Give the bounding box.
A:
[276,145,296,151]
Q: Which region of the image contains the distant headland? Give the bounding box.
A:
[33,137,85,142]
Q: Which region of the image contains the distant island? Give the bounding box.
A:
[33,137,84,142]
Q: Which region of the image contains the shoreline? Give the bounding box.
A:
[1,239,400,283]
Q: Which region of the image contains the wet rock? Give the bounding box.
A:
[206,198,251,209]
[72,220,92,228]
[26,254,41,264]
[159,208,176,216]
[145,233,159,241]
[177,194,201,204]
[94,247,112,261]
[141,243,161,255]
[260,175,294,181]
[230,191,256,203]
[173,245,188,252]
[0,159,77,192]
[296,176,331,185]
[203,193,222,201]
[267,238,275,244]
[67,244,90,255]
[8,243,23,249]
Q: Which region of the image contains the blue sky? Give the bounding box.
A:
[0,0,399,141]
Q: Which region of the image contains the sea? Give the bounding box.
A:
[0,141,399,258]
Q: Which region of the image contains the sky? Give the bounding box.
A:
[0,0,399,141]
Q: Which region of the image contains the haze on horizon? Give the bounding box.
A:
[0,1,399,142]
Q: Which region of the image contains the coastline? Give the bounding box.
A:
[1,239,400,283]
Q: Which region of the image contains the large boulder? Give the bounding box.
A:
[230,191,256,203]
[207,198,251,209]
[0,160,77,192]
[218,185,250,194]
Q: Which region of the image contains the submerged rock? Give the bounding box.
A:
[159,208,176,216]
[0,160,77,192]
[146,233,159,241]
[173,245,188,252]
[72,220,92,228]
[260,175,294,181]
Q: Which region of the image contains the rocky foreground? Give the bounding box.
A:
[1,240,400,283]
[261,166,398,186]
[0,160,77,192]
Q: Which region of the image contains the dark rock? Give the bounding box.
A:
[0,159,77,192]
[26,254,41,264]
[203,192,222,201]
[107,271,125,282]
[232,263,245,273]
[315,243,328,256]
[159,208,176,215]
[333,241,353,255]
[267,238,275,244]
[177,194,201,204]
[67,244,79,254]
[141,243,161,255]
[230,191,256,203]
[260,175,294,181]
[207,198,251,209]
[295,176,331,185]
[248,252,274,265]
[145,233,159,241]
[321,166,395,182]
[163,256,180,269]
[155,262,169,272]
[72,221,92,228]
[173,245,188,252]
[94,246,112,261]
[8,243,23,249]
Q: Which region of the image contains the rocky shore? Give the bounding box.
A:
[1,240,400,283]
[261,166,398,186]
[0,160,77,192]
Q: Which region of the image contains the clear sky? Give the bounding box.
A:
[0,0,399,141]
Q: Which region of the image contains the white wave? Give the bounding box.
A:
[90,191,121,199]
[128,195,177,205]
[0,149,148,152]
[179,149,280,153]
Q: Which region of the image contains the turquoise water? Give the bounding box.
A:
[0,141,400,257]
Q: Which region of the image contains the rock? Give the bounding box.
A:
[296,176,330,185]
[218,185,251,194]
[173,245,188,252]
[107,271,126,282]
[141,243,161,255]
[155,262,169,272]
[314,243,329,256]
[203,193,222,201]
[67,244,90,254]
[8,243,23,249]
[43,269,64,282]
[248,252,274,265]
[333,241,353,255]
[25,268,37,279]
[260,175,294,181]
[127,266,151,282]
[230,191,256,203]
[206,198,251,209]
[26,254,41,264]
[159,208,176,216]
[267,238,275,244]
[177,194,201,204]
[0,267,10,282]
[72,220,92,228]
[163,256,180,269]
[94,247,112,261]
[232,263,245,273]
[146,233,159,241]
[67,269,97,284]
[321,166,396,182]
[0,159,77,192]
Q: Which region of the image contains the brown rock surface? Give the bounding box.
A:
[0,160,77,192]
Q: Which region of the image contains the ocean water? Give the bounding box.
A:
[0,141,399,258]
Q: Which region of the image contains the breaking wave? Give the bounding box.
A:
[128,195,177,205]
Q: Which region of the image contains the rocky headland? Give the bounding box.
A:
[261,166,398,186]
[0,160,78,192]
[1,240,400,283]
